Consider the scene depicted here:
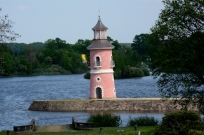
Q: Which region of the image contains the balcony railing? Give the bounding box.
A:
[94,61,102,68]
[110,60,115,67]
[87,62,90,68]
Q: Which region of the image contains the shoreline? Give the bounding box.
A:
[28,98,198,112]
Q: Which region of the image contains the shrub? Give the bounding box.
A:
[123,66,144,78]
[133,67,144,77]
[116,129,155,135]
[153,110,204,135]
[87,113,122,127]
[114,69,122,78]
[127,115,158,126]
[142,68,150,76]
[188,130,204,135]
[32,64,70,75]
[83,71,90,79]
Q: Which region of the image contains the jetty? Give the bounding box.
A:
[28,98,198,112]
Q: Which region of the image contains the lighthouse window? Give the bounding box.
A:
[96,31,100,39]
[100,31,104,39]
[95,56,100,66]
[96,77,101,82]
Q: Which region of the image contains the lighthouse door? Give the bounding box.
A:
[96,87,102,99]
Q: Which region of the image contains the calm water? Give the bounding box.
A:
[0,74,163,131]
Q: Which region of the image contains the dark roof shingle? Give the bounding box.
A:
[92,18,108,30]
[87,40,114,50]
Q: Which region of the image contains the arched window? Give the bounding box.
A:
[94,56,101,67]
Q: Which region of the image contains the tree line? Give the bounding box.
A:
[0,35,150,77]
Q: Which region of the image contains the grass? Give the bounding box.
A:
[0,126,155,135]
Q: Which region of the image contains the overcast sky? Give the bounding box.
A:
[1,0,164,44]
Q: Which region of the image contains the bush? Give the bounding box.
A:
[83,71,90,79]
[188,130,204,135]
[87,113,122,127]
[32,64,70,75]
[114,69,122,78]
[142,68,150,76]
[123,66,144,78]
[127,115,158,126]
[133,67,144,77]
[153,110,204,135]
[116,129,155,135]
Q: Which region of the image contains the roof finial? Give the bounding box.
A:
[98,8,101,20]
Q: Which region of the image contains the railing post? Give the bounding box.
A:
[100,127,103,133]
[6,130,10,135]
[134,125,137,130]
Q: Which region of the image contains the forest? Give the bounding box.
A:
[0,35,150,78]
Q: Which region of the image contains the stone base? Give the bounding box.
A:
[28,98,198,112]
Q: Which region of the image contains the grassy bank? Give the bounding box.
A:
[0,126,155,135]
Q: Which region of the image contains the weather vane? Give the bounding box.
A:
[98,8,100,18]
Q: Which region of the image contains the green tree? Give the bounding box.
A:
[0,45,13,76]
[18,59,32,74]
[113,46,143,78]
[7,43,27,56]
[72,39,92,57]
[43,38,70,65]
[148,0,204,113]
[23,44,42,66]
[154,111,204,135]
[112,40,121,50]
[107,36,113,43]
[131,34,149,61]
[40,38,87,74]
[107,36,121,50]
[0,8,20,76]
[0,8,20,43]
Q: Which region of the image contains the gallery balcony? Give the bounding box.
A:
[110,60,115,67]
[94,61,102,68]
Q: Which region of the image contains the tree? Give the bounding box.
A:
[0,45,13,76]
[43,38,70,65]
[148,0,204,113]
[107,36,113,43]
[107,36,121,50]
[131,34,149,61]
[40,38,87,74]
[0,8,20,43]
[154,111,204,135]
[0,8,20,76]
[72,39,92,57]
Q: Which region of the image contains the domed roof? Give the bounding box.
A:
[92,17,108,30]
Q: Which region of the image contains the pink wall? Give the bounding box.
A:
[90,73,116,98]
[90,49,112,69]
[89,49,116,99]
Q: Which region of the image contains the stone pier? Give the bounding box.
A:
[28,98,198,112]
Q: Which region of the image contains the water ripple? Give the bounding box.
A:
[0,74,161,131]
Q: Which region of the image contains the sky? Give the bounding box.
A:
[1,0,164,44]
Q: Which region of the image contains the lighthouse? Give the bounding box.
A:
[87,15,116,99]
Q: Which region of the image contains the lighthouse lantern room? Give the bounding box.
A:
[87,15,116,99]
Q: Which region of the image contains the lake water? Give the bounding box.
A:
[0,74,164,131]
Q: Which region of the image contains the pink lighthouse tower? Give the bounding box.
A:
[87,15,116,99]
